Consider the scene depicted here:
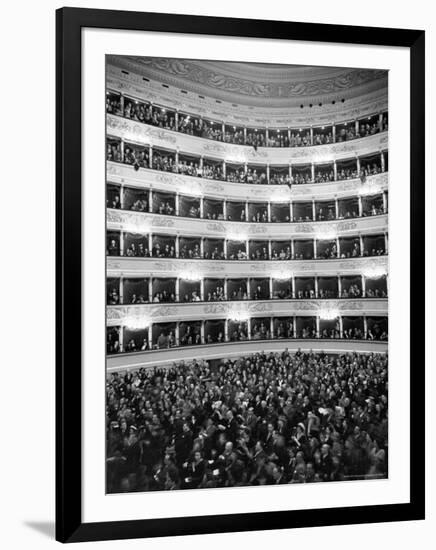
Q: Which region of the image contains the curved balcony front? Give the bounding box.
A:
[106,338,388,371]
[107,208,388,240]
[107,255,388,278]
[107,162,389,202]
[107,298,387,327]
[107,114,388,165]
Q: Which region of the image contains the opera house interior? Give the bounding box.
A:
[105,56,389,492]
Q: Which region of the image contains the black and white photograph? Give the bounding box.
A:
[105,55,389,494]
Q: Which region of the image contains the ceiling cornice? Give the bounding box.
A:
[108,55,388,110]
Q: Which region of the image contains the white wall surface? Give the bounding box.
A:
[0,0,433,548]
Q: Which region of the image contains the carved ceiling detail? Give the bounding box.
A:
[107,57,388,124]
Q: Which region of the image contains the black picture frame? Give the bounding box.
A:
[56,7,425,543]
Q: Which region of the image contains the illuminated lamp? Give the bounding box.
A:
[319,307,339,321]
[316,229,337,241]
[362,267,387,279]
[270,190,291,203]
[179,270,203,282]
[226,230,248,242]
[123,220,151,234]
[179,180,202,198]
[273,269,292,281]
[124,316,152,330]
[228,308,250,322]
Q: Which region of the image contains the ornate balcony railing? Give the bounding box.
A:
[107,208,388,240]
[107,298,387,326]
[107,114,388,165]
[107,255,388,278]
[107,162,389,202]
[106,339,388,371]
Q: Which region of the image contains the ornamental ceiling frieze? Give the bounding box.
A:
[107,62,387,125]
[107,57,387,113]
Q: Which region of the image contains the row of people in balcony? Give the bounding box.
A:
[109,272,387,302]
[107,284,387,305]
[106,318,388,354]
[109,190,386,223]
[108,238,386,260]
[110,195,384,222]
[107,142,386,186]
[107,94,388,147]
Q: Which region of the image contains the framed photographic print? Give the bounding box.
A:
[56,7,425,543]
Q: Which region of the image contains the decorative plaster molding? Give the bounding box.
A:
[107,59,388,121]
[107,209,388,239]
[107,298,387,326]
[107,256,388,279]
[107,162,389,201]
[107,114,388,166]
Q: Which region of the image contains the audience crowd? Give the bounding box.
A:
[108,94,388,149]
[107,144,386,188]
[106,350,388,493]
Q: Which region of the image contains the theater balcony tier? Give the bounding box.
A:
[107,270,387,306]
[107,304,388,368]
[107,61,388,127]
[108,163,388,206]
[107,208,387,240]
[107,339,388,371]
[107,114,388,164]
[107,255,388,278]
[107,298,387,327]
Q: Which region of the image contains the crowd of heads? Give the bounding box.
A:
[318,243,338,260]
[108,92,388,154]
[341,284,362,298]
[179,242,201,259]
[107,235,387,261]
[106,350,388,493]
[107,316,388,354]
[203,246,225,260]
[180,324,202,346]
[122,100,176,131]
[250,246,269,260]
[152,243,176,258]
[206,285,225,302]
[152,291,176,303]
[107,140,387,190]
[271,246,292,260]
[230,322,248,341]
[181,290,202,303]
[107,278,387,307]
[275,319,294,338]
[109,187,385,224]
[126,243,150,258]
